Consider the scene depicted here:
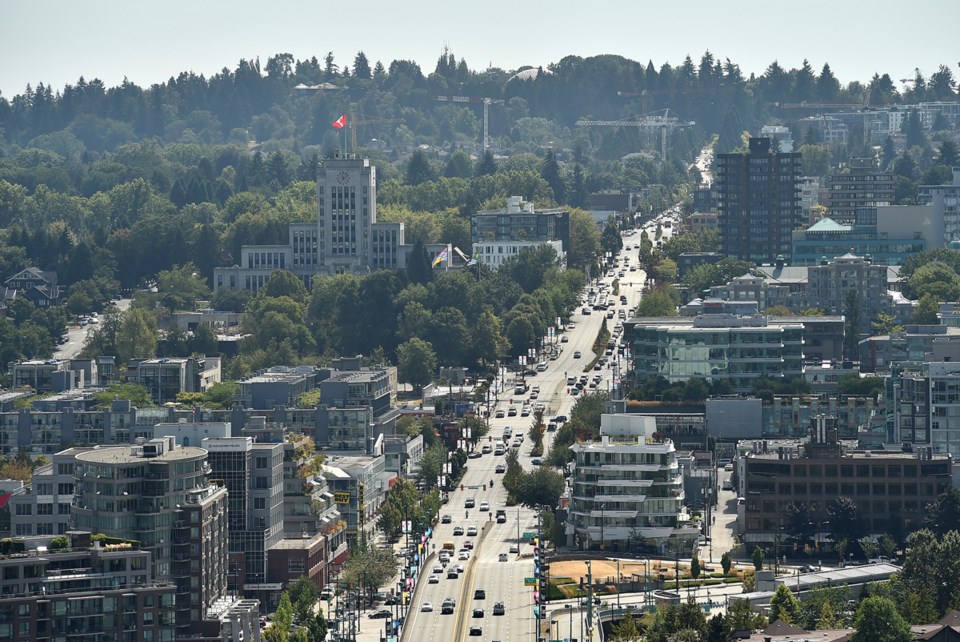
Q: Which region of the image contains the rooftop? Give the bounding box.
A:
[76,444,207,465]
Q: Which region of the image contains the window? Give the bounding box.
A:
[254,498,266,510]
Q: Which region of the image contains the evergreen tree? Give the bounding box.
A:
[476,149,497,176]
[353,51,372,79]
[902,110,925,149]
[938,140,958,167]
[817,63,840,102]
[405,150,436,185]
[716,107,744,153]
[541,149,565,203]
[406,239,434,285]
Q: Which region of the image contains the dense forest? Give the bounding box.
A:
[0,50,956,377]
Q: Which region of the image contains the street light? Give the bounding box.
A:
[564,604,573,642]
[599,501,605,551]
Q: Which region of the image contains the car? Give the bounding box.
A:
[574,351,582,358]
[458,551,470,560]
[495,409,505,418]
[482,444,492,454]
[493,602,506,616]
[368,609,392,619]
[520,408,530,417]
[465,498,476,508]
[464,540,474,549]
[455,564,465,573]
[507,407,518,417]
[447,570,459,579]
[561,335,569,343]
[468,451,482,459]
[441,600,455,615]
[453,526,464,536]
[467,525,478,536]
[531,458,542,466]
[495,464,506,473]
[441,514,452,524]
[724,463,734,472]
[509,544,520,554]
[433,564,444,573]
[421,602,434,612]
[479,502,490,512]
[474,588,486,600]
[469,626,483,636]
[499,553,509,562]
[472,608,484,618]
[428,574,440,584]
[553,415,568,424]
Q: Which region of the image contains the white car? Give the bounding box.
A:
[428,575,439,584]
[421,602,434,612]
[459,551,470,560]
[479,502,490,512]
[467,525,478,536]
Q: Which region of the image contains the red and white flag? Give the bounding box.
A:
[332,114,347,129]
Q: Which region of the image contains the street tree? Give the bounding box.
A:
[725,598,766,634]
[116,307,158,364]
[850,597,914,642]
[720,551,732,576]
[260,269,309,303]
[417,442,448,489]
[340,542,399,605]
[769,584,802,624]
[286,576,320,623]
[515,466,565,509]
[827,496,863,544]
[752,545,765,571]
[397,337,436,393]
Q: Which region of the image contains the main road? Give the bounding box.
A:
[402,240,649,642]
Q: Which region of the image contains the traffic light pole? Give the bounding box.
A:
[585,560,594,642]
[534,508,542,642]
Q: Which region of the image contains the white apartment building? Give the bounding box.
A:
[567,430,699,554]
[472,239,565,269]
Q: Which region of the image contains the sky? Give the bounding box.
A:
[2,0,959,98]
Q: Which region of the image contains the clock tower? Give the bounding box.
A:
[315,152,377,273]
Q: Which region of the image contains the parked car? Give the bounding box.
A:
[368,609,392,619]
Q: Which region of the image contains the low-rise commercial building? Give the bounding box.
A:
[739,420,952,546]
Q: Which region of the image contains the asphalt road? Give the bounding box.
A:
[54,298,132,361]
[399,243,650,642]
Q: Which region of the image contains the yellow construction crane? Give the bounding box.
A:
[433,95,505,150]
[348,115,404,151]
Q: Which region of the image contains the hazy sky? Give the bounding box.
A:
[2,0,958,98]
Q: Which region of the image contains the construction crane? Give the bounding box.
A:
[575,109,695,157]
[433,95,505,150]
[348,115,404,151]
